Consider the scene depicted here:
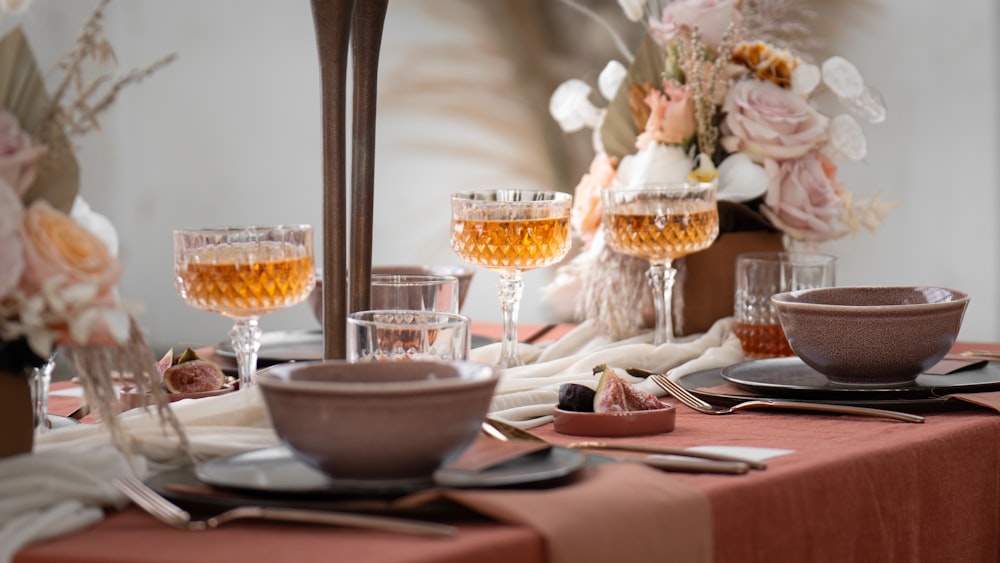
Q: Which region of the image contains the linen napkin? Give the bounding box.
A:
[480,317,745,428]
[0,445,136,563]
[1,389,282,563]
[401,463,712,563]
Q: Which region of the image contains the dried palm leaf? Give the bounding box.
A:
[0,27,79,213]
[599,34,673,159]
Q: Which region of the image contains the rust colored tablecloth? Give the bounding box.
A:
[17,405,1000,563]
[18,338,1000,563]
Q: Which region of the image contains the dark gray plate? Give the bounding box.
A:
[719,357,1000,400]
[194,445,585,497]
[678,367,957,412]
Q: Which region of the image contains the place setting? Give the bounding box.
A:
[671,252,999,414]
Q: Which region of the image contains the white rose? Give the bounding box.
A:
[717,153,767,202]
[613,143,691,187]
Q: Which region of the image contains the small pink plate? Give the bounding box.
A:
[552,404,676,437]
[120,384,236,411]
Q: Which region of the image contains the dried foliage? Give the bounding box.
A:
[40,0,176,148]
[62,319,191,466]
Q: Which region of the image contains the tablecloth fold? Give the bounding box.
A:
[415,463,712,563]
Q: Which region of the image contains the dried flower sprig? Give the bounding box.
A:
[673,25,738,159]
[41,0,176,145]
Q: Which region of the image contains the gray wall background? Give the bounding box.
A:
[5,0,997,352]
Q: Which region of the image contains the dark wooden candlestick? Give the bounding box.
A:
[309,0,387,359]
[349,0,389,317]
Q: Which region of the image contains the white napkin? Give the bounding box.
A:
[3,388,281,562]
[478,317,745,428]
[0,445,135,563]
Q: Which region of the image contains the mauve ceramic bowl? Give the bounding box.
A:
[772,286,969,386]
[308,265,475,324]
[256,359,497,482]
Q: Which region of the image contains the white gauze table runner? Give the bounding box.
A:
[475,317,744,428]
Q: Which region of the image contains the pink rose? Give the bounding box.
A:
[721,79,829,163]
[19,199,121,300]
[0,109,47,197]
[571,153,619,245]
[0,182,24,298]
[649,0,743,48]
[760,154,844,242]
[636,82,696,149]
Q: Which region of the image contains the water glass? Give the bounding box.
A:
[734,251,836,358]
[347,310,470,362]
[371,274,459,314]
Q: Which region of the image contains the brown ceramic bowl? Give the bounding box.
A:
[308,265,475,324]
[256,359,497,482]
[772,286,969,386]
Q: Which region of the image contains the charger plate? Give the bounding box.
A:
[677,366,967,412]
[719,357,1000,400]
[193,444,585,497]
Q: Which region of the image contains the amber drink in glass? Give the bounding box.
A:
[450,190,571,368]
[174,225,314,390]
[733,251,836,358]
[602,182,719,345]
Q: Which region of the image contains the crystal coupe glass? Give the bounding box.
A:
[174,226,314,390]
[450,190,571,368]
[602,182,718,345]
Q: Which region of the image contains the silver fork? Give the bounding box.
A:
[650,373,924,423]
[112,476,456,537]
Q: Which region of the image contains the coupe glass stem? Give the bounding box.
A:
[647,260,677,345]
[496,271,525,369]
[31,354,56,433]
[230,317,262,390]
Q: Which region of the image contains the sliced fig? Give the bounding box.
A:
[593,365,665,413]
[162,348,225,394]
[155,348,174,379]
[558,383,596,412]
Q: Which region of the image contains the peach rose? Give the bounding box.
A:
[572,152,619,244]
[721,79,829,163]
[19,199,121,299]
[636,83,696,149]
[650,0,743,49]
[0,108,48,197]
[760,154,845,242]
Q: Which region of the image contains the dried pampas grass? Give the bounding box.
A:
[62,318,190,469]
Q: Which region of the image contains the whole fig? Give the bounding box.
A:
[161,348,225,394]
[558,383,597,412]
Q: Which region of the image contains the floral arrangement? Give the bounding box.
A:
[0,0,186,454]
[545,0,894,337]
[0,0,175,370]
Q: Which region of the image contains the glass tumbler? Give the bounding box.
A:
[734,251,836,358]
[347,310,471,362]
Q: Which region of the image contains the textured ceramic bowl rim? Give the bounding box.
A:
[771,286,969,311]
[256,359,497,395]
